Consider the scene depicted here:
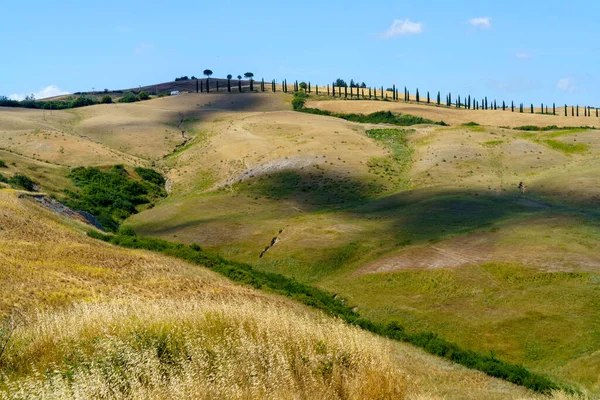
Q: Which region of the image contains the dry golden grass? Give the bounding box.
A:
[0,188,570,399]
[307,98,600,128]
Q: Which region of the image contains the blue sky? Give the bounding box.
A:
[2,0,598,105]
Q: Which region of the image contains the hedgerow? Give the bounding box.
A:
[87,230,570,394]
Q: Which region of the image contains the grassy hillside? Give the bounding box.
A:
[0,189,559,399]
[1,91,598,396]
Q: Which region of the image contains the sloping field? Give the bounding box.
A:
[0,189,555,399]
[307,98,600,128]
[1,91,599,395]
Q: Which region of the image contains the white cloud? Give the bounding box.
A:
[380,19,423,39]
[469,17,492,29]
[9,85,69,101]
[557,78,576,93]
[515,52,531,59]
[135,42,154,54]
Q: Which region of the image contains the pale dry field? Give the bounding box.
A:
[307,98,600,128]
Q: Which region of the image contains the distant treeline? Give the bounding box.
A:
[0,91,151,110]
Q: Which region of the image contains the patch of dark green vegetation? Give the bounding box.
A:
[292,92,448,126]
[513,125,595,131]
[63,166,166,232]
[135,167,166,186]
[9,174,36,191]
[0,91,151,110]
[0,160,7,168]
[87,230,572,394]
[462,122,480,126]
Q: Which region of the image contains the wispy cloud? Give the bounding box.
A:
[515,52,531,59]
[9,85,69,101]
[557,78,576,93]
[469,17,492,29]
[135,42,154,55]
[379,19,423,39]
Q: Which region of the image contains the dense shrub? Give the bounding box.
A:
[0,173,8,183]
[299,107,447,127]
[64,166,166,232]
[514,125,594,131]
[70,96,97,108]
[118,225,137,237]
[137,91,150,101]
[135,167,165,186]
[291,92,308,110]
[100,95,113,104]
[118,92,139,103]
[86,231,567,394]
[0,160,7,168]
[9,174,36,191]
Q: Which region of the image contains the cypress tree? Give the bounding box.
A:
[531,104,534,114]
[369,87,371,99]
[238,79,242,93]
[227,78,231,92]
[577,105,579,117]
[327,84,330,96]
[572,106,574,116]
[437,91,441,105]
[457,95,461,108]
[308,82,311,94]
[449,93,452,107]
[374,87,377,100]
[200,80,204,93]
[596,108,598,118]
[350,85,353,98]
[344,85,347,98]
[216,80,219,92]
[250,78,253,92]
[541,103,543,114]
[196,79,199,93]
[565,104,567,116]
[469,95,472,109]
[427,91,430,104]
[392,85,396,101]
[553,103,555,115]
[316,85,319,95]
[502,100,505,111]
[511,101,514,112]
[416,89,420,103]
[381,87,384,99]
[485,97,488,110]
[332,82,335,97]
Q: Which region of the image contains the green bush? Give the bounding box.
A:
[291,92,308,110]
[86,231,568,394]
[9,174,36,191]
[118,92,139,103]
[0,160,7,168]
[70,96,97,108]
[462,122,480,126]
[299,108,447,127]
[0,173,8,183]
[100,95,113,104]
[118,225,137,237]
[63,166,166,232]
[137,91,150,101]
[135,167,166,186]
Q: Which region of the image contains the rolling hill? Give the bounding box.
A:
[0,88,597,397]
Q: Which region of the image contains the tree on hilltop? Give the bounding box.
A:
[334,78,347,88]
[244,72,254,79]
[227,74,232,80]
[203,70,213,79]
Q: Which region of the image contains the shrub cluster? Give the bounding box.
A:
[514,125,594,131]
[64,166,166,232]
[9,174,36,191]
[301,107,447,127]
[87,231,568,394]
[0,160,7,168]
[0,95,98,110]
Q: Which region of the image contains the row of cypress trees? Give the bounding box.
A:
[192,78,598,117]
